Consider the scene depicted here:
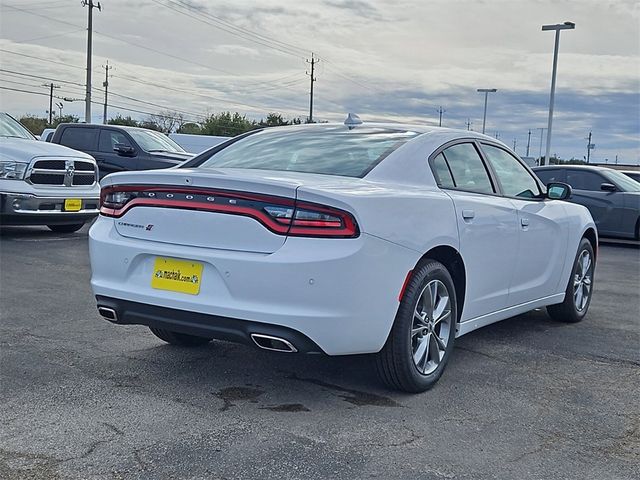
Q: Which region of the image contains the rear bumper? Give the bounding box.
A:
[0,191,99,225]
[89,216,419,355]
[96,295,324,354]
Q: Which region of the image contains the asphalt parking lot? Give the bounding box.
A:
[1,225,638,480]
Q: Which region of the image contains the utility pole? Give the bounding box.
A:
[538,127,547,164]
[526,129,532,157]
[306,53,317,123]
[82,0,101,124]
[43,83,60,124]
[615,154,618,165]
[465,118,472,131]
[437,106,445,127]
[477,88,497,134]
[102,61,112,124]
[495,132,500,140]
[512,138,517,152]
[586,131,593,163]
[542,22,575,165]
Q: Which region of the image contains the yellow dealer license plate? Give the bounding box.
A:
[64,198,82,212]
[151,257,203,295]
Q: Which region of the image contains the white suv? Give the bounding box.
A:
[0,113,100,232]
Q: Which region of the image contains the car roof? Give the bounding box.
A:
[533,164,612,172]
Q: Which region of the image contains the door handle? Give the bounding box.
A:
[521,218,530,227]
[462,209,475,220]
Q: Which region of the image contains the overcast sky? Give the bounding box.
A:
[1,0,638,163]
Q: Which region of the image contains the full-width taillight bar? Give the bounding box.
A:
[100,185,359,238]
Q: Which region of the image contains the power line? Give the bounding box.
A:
[0,68,84,87]
[151,0,308,59]
[0,48,86,71]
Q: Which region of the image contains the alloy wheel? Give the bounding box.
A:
[411,279,452,375]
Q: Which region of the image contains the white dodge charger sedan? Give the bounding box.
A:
[90,119,597,392]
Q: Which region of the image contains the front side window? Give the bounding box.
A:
[566,170,607,191]
[59,128,98,151]
[98,130,130,153]
[440,143,494,194]
[197,126,419,178]
[481,144,541,198]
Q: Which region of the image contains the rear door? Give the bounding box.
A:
[565,169,621,235]
[480,143,568,304]
[432,142,519,321]
[57,126,99,157]
[95,128,139,177]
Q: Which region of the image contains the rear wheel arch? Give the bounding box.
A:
[583,227,598,260]
[414,245,466,326]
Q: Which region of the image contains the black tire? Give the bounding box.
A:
[547,237,595,323]
[149,327,212,347]
[375,260,458,393]
[47,223,84,233]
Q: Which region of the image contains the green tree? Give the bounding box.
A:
[52,114,79,127]
[200,112,256,136]
[108,115,139,127]
[19,115,48,135]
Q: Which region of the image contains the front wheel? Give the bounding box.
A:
[375,260,457,393]
[47,223,84,233]
[547,237,595,323]
[149,327,212,347]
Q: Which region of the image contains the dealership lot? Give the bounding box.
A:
[1,226,638,480]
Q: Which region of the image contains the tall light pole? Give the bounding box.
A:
[541,21,575,165]
[477,88,497,134]
[82,0,101,124]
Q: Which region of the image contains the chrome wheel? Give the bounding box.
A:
[411,279,452,375]
[573,249,593,312]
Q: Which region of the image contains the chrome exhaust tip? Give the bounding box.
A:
[97,306,118,323]
[250,333,297,353]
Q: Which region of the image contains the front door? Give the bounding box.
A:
[95,129,138,178]
[480,143,568,305]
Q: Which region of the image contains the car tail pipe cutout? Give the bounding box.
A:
[250,333,298,353]
[97,306,118,323]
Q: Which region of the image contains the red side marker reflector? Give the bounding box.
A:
[398,270,413,302]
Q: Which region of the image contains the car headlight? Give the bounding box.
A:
[0,161,28,180]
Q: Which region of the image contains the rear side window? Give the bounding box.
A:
[566,170,606,191]
[99,130,130,153]
[197,126,419,178]
[59,128,98,151]
[440,143,494,194]
[431,153,455,188]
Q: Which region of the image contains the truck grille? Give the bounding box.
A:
[28,158,97,187]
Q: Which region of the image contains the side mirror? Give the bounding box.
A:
[600,182,617,192]
[114,143,135,156]
[546,182,572,200]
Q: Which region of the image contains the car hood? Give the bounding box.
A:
[147,151,193,162]
[0,136,94,163]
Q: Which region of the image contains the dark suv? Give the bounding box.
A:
[533,165,640,239]
[51,124,193,179]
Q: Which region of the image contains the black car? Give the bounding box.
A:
[51,124,193,179]
[533,165,640,239]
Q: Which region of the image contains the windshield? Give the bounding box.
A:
[197,126,419,178]
[605,169,640,192]
[127,129,185,153]
[0,113,36,140]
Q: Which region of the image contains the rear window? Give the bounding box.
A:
[197,126,419,178]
